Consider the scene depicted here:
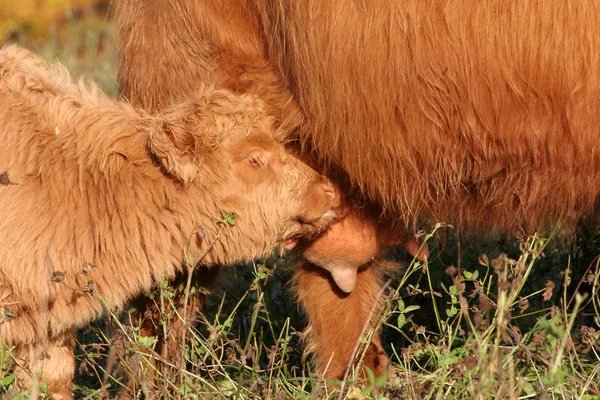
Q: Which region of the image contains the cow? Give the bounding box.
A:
[0,45,336,399]
[115,0,600,383]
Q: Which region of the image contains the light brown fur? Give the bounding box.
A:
[0,45,335,398]
[115,0,600,382]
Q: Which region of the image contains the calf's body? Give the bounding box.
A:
[0,45,334,398]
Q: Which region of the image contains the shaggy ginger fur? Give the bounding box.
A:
[116,0,600,382]
[256,0,600,232]
[0,45,336,398]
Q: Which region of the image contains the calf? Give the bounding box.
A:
[0,45,335,399]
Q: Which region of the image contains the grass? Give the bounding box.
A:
[1,8,600,400]
[3,2,118,97]
[2,223,598,399]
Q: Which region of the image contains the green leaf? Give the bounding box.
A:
[403,305,420,313]
[255,265,269,280]
[365,366,376,385]
[397,313,406,329]
[137,336,157,348]
[438,354,458,366]
[397,298,406,311]
[463,270,474,279]
[446,305,458,317]
[256,271,267,279]
[0,374,15,386]
[375,367,389,387]
[177,384,192,395]
[218,210,237,226]
[217,317,233,332]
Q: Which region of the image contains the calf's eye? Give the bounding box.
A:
[244,152,270,168]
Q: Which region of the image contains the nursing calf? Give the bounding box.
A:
[0,45,335,399]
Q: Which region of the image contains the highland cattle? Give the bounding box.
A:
[0,45,336,398]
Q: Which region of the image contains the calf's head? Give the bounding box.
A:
[147,88,336,264]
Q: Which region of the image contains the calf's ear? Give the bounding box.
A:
[148,119,200,185]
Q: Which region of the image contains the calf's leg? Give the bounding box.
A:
[119,267,220,397]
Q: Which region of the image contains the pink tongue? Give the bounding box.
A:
[284,238,299,251]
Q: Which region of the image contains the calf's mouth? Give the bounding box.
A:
[284,209,337,251]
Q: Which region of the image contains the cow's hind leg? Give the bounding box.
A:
[13,330,75,400]
[295,261,389,383]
